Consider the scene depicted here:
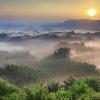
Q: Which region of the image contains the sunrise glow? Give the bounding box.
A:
[87,9,96,17]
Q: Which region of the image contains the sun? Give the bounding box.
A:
[87,9,96,17]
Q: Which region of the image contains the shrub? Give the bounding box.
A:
[85,78,100,92]
[67,80,95,100]
[63,77,76,90]
[47,82,59,93]
[0,80,25,100]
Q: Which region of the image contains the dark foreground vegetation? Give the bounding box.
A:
[0,78,100,100]
[0,64,45,85]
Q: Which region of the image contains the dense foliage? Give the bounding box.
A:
[51,48,70,59]
[0,78,100,100]
[0,64,45,85]
[39,47,97,78]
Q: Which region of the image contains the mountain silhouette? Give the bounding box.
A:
[53,19,100,31]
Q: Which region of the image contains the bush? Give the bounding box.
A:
[0,80,25,100]
[67,80,95,100]
[24,84,56,100]
[64,77,76,90]
[85,78,100,92]
[47,82,59,93]
[0,78,100,100]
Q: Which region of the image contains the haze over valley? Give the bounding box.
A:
[0,19,99,85]
[0,20,100,69]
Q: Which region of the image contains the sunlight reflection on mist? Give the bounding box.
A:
[70,40,100,69]
[0,39,100,69]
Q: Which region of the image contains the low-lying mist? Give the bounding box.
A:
[0,38,100,70]
[0,39,58,66]
[0,37,100,84]
[70,40,100,69]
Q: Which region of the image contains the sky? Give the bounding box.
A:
[0,0,99,22]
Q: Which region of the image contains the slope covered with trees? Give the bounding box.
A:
[0,47,99,85]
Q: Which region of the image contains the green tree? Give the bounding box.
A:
[67,80,95,100]
[0,80,25,100]
[52,47,70,59]
[85,78,100,92]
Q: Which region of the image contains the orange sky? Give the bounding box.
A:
[0,0,99,22]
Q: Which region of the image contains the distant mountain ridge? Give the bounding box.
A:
[53,19,100,31]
